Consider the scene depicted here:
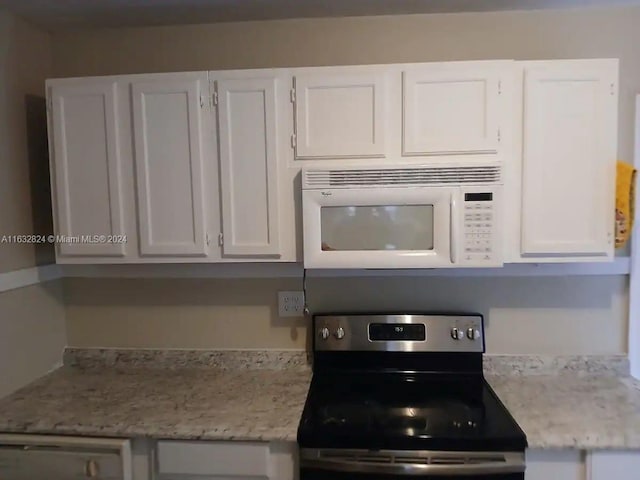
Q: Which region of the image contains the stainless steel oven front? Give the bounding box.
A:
[300,448,525,479]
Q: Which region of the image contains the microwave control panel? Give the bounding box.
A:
[461,191,500,265]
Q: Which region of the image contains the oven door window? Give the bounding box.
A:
[320,205,435,252]
[301,470,523,480]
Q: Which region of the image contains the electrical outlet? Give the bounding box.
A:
[278,291,305,317]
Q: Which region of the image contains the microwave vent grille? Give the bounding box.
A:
[303,165,501,188]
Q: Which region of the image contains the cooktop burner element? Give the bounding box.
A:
[297,313,527,478]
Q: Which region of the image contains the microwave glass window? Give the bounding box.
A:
[320,205,435,251]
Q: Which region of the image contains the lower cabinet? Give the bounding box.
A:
[526,449,640,480]
[0,434,138,480]
[156,440,296,480]
[588,450,640,480]
[1,436,637,480]
[526,450,585,480]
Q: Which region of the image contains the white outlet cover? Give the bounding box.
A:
[278,291,305,317]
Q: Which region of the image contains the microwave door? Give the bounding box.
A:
[302,187,456,269]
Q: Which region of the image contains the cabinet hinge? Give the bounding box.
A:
[206,233,211,246]
[290,88,296,103]
[218,233,224,246]
[610,83,615,96]
[498,81,502,95]
[497,129,501,143]
[212,90,219,106]
[291,133,297,148]
[200,95,208,109]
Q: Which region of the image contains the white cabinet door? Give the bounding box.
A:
[49,82,127,257]
[588,450,640,480]
[293,70,387,159]
[520,60,617,259]
[402,61,508,156]
[157,441,270,478]
[216,77,281,256]
[526,449,585,480]
[0,435,132,480]
[132,75,208,257]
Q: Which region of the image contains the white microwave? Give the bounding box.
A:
[302,164,503,269]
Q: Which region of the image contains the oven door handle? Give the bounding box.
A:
[300,450,525,476]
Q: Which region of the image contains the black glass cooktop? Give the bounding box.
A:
[297,372,526,452]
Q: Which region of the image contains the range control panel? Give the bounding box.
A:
[461,190,500,265]
[315,314,484,353]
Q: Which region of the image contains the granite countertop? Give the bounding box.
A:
[0,350,639,449]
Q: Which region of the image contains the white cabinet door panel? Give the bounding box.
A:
[294,71,387,159]
[521,61,617,258]
[49,82,126,257]
[157,441,270,477]
[403,62,506,156]
[132,77,208,257]
[588,450,640,480]
[526,449,585,480]
[217,77,280,256]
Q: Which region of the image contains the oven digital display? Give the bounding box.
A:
[369,323,426,341]
[464,192,493,202]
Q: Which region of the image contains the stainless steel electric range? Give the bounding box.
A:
[297,313,527,479]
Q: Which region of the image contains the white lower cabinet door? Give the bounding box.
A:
[157,441,270,479]
[526,449,585,480]
[131,73,209,257]
[588,450,640,480]
[156,441,296,480]
[0,435,133,480]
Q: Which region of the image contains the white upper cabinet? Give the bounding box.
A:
[132,74,209,257]
[215,76,281,257]
[402,61,510,156]
[48,81,127,257]
[293,69,388,159]
[46,59,619,267]
[518,60,617,260]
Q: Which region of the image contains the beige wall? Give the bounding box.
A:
[64,278,307,350]
[54,6,634,354]
[0,281,67,398]
[0,11,66,399]
[0,10,54,273]
[63,274,627,354]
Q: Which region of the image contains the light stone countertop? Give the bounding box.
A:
[0,350,639,449]
[0,367,311,441]
[488,374,640,449]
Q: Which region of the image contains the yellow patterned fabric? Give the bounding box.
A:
[615,161,636,248]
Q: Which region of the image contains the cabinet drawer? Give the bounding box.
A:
[157,441,270,477]
[0,435,131,480]
[0,448,123,480]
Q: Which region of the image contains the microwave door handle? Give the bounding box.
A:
[450,196,458,264]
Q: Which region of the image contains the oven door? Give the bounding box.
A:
[300,450,525,480]
[302,186,458,269]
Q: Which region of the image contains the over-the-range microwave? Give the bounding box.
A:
[302,164,503,269]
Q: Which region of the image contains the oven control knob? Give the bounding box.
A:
[451,327,463,340]
[319,327,330,340]
[467,328,480,340]
[334,327,346,340]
